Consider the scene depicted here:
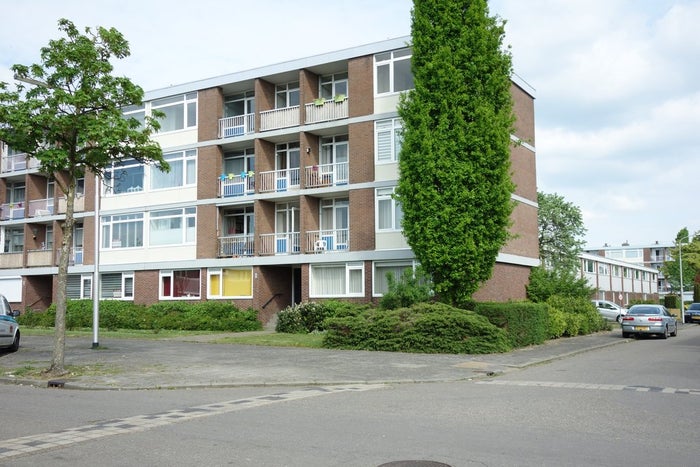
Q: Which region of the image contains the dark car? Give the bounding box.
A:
[621,304,677,339]
[685,303,700,323]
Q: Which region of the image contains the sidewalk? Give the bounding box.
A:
[0,329,630,390]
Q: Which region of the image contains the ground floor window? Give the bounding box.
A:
[373,261,416,296]
[310,262,363,297]
[208,268,253,298]
[160,269,200,299]
[101,272,134,299]
[67,274,92,299]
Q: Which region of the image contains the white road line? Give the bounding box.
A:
[0,384,385,461]
[476,379,700,395]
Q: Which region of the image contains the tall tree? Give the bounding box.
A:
[662,228,699,292]
[537,191,587,273]
[0,19,167,375]
[396,0,515,305]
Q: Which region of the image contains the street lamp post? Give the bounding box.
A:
[679,240,685,324]
[92,175,100,348]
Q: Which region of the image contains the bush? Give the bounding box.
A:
[379,267,433,310]
[546,305,567,339]
[546,295,607,336]
[527,267,595,303]
[323,302,511,354]
[475,301,549,348]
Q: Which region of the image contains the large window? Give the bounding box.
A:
[275,82,299,108]
[102,213,144,249]
[373,261,416,296]
[152,92,197,133]
[3,227,24,253]
[101,272,134,299]
[208,268,253,298]
[224,92,255,117]
[149,207,196,246]
[67,274,92,300]
[375,118,402,163]
[104,158,145,194]
[223,148,255,175]
[376,187,403,231]
[310,263,364,297]
[160,269,200,299]
[151,149,196,190]
[375,48,413,94]
[320,72,348,99]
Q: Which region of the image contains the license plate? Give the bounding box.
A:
[635,326,649,331]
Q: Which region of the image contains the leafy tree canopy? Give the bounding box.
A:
[537,191,587,273]
[396,0,515,305]
[662,228,700,291]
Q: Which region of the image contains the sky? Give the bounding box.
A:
[1,0,698,248]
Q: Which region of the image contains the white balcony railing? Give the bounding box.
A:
[258,168,300,193]
[0,153,41,173]
[304,96,348,124]
[305,229,349,253]
[259,106,300,131]
[56,194,85,214]
[218,113,255,138]
[0,202,25,220]
[219,173,255,197]
[218,235,255,257]
[304,162,349,188]
[259,232,300,256]
[28,198,55,217]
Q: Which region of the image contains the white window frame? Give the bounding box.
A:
[149,207,196,247]
[372,260,419,297]
[376,187,403,231]
[67,274,92,300]
[102,213,144,249]
[374,48,413,95]
[320,72,348,100]
[159,269,201,299]
[100,272,134,300]
[207,268,253,299]
[151,92,197,133]
[375,118,402,163]
[103,158,145,196]
[150,149,197,190]
[310,262,364,298]
[275,82,299,109]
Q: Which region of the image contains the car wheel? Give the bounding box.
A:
[671,324,678,337]
[661,326,669,339]
[9,331,19,352]
[616,314,622,323]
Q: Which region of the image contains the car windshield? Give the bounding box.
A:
[629,307,661,315]
[688,304,700,310]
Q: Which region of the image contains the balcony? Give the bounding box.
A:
[0,202,25,220]
[304,229,349,253]
[218,235,255,257]
[0,252,23,268]
[259,232,300,255]
[56,194,85,214]
[304,96,348,124]
[27,248,53,267]
[219,172,255,197]
[304,162,349,188]
[260,106,300,131]
[218,113,255,138]
[28,198,55,217]
[258,168,300,193]
[1,153,40,173]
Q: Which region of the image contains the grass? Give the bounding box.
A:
[212,332,325,348]
[1,362,120,380]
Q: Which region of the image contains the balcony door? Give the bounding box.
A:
[320,198,348,250]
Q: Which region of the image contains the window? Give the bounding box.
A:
[373,261,415,296]
[67,274,92,300]
[224,92,255,117]
[3,227,24,253]
[223,207,254,236]
[598,264,609,275]
[375,48,413,94]
[585,260,595,273]
[376,187,403,231]
[223,148,255,174]
[104,158,144,195]
[375,118,402,163]
[152,92,197,133]
[613,265,620,277]
[160,269,200,299]
[101,272,134,299]
[320,72,348,100]
[151,149,197,190]
[102,213,144,249]
[149,207,196,246]
[275,82,299,108]
[208,268,253,298]
[123,104,145,129]
[310,263,364,297]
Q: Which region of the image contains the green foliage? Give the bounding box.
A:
[274,301,367,334]
[526,267,595,303]
[546,295,607,337]
[323,302,511,354]
[661,228,699,292]
[475,301,549,347]
[19,300,262,332]
[379,267,433,310]
[546,305,568,339]
[396,0,515,305]
[537,192,587,273]
[664,295,680,309]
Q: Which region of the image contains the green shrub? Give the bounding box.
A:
[323,302,511,354]
[546,305,567,339]
[546,295,607,336]
[379,267,433,310]
[527,267,595,302]
[475,301,549,348]
[276,304,306,334]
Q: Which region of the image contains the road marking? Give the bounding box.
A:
[0,384,385,461]
[476,379,700,395]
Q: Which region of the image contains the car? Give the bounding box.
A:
[592,299,628,323]
[621,304,677,339]
[684,303,700,324]
[0,294,20,352]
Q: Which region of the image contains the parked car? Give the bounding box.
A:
[684,303,700,324]
[621,304,677,339]
[0,294,20,352]
[592,300,628,323]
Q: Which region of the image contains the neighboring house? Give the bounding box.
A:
[579,252,659,307]
[0,36,539,324]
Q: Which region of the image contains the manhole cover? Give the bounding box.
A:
[378,462,451,467]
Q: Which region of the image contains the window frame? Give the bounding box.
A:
[309,262,364,298]
[159,269,201,299]
[375,118,403,163]
[148,207,196,247]
[374,48,413,95]
[101,213,144,249]
[207,267,253,298]
[376,187,403,231]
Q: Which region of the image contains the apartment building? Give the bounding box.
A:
[0,36,539,324]
[579,252,659,306]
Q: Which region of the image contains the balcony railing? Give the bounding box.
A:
[27,248,53,267]
[258,168,300,193]
[218,235,254,257]
[259,232,300,256]
[219,173,255,197]
[304,96,348,124]
[0,202,25,220]
[260,106,300,131]
[0,252,23,269]
[305,229,349,253]
[218,113,255,138]
[304,162,349,188]
[56,194,85,214]
[1,153,40,173]
[28,198,55,217]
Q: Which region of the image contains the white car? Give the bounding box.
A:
[592,300,628,323]
[0,294,20,352]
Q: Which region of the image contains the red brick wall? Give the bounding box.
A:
[349,121,374,184]
[349,188,375,251]
[197,87,223,142]
[473,263,530,302]
[348,56,374,117]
